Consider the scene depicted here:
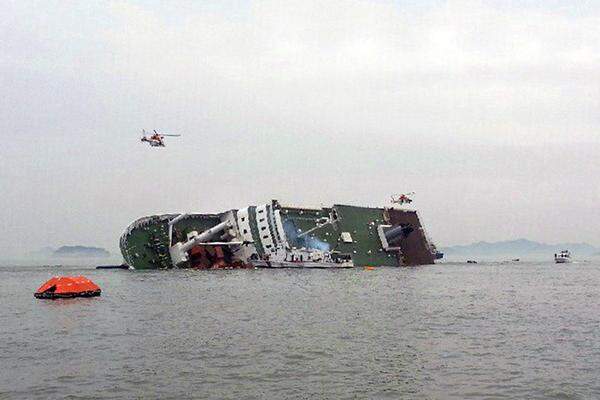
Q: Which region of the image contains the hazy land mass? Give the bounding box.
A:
[29,246,111,259]
[441,239,598,258]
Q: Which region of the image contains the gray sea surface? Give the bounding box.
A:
[1,261,600,399]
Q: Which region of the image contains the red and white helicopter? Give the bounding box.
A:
[140,129,181,147]
[391,192,415,205]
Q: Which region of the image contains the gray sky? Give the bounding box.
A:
[1,0,600,256]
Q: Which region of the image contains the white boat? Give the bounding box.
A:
[554,250,571,264]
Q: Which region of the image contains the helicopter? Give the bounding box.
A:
[140,129,181,147]
[391,192,415,205]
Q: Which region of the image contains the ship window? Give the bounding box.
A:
[263,235,269,239]
[258,209,264,213]
[261,226,266,231]
[259,218,265,222]
[265,244,272,248]
[243,229,248,234]
[241,217,245,222]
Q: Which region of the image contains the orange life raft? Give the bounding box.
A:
[34,276,101,299]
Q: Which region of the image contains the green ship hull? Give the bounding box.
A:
[119,200,437,270]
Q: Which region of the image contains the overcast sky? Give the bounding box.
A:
[1,0,600,257]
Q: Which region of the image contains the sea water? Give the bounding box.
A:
[1,262,600,399]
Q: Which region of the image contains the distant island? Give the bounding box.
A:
[52,246,110,258]
[441,239,599,258]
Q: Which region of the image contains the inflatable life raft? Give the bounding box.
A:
[34,276,101,299]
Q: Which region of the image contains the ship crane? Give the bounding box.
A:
[168,217,243,266]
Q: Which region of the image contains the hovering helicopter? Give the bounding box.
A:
[391,192,415,205]
[140,129,181,147]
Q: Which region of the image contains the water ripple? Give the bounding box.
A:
[2,262,600,399]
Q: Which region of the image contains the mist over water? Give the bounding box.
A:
[2,262,600,399]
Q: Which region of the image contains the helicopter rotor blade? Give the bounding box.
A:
[161,134,181,137]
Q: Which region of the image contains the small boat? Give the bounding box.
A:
[96,263,130,270]
[34,276,101,299]
[554,250,571,264]
[466,260,478,264]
